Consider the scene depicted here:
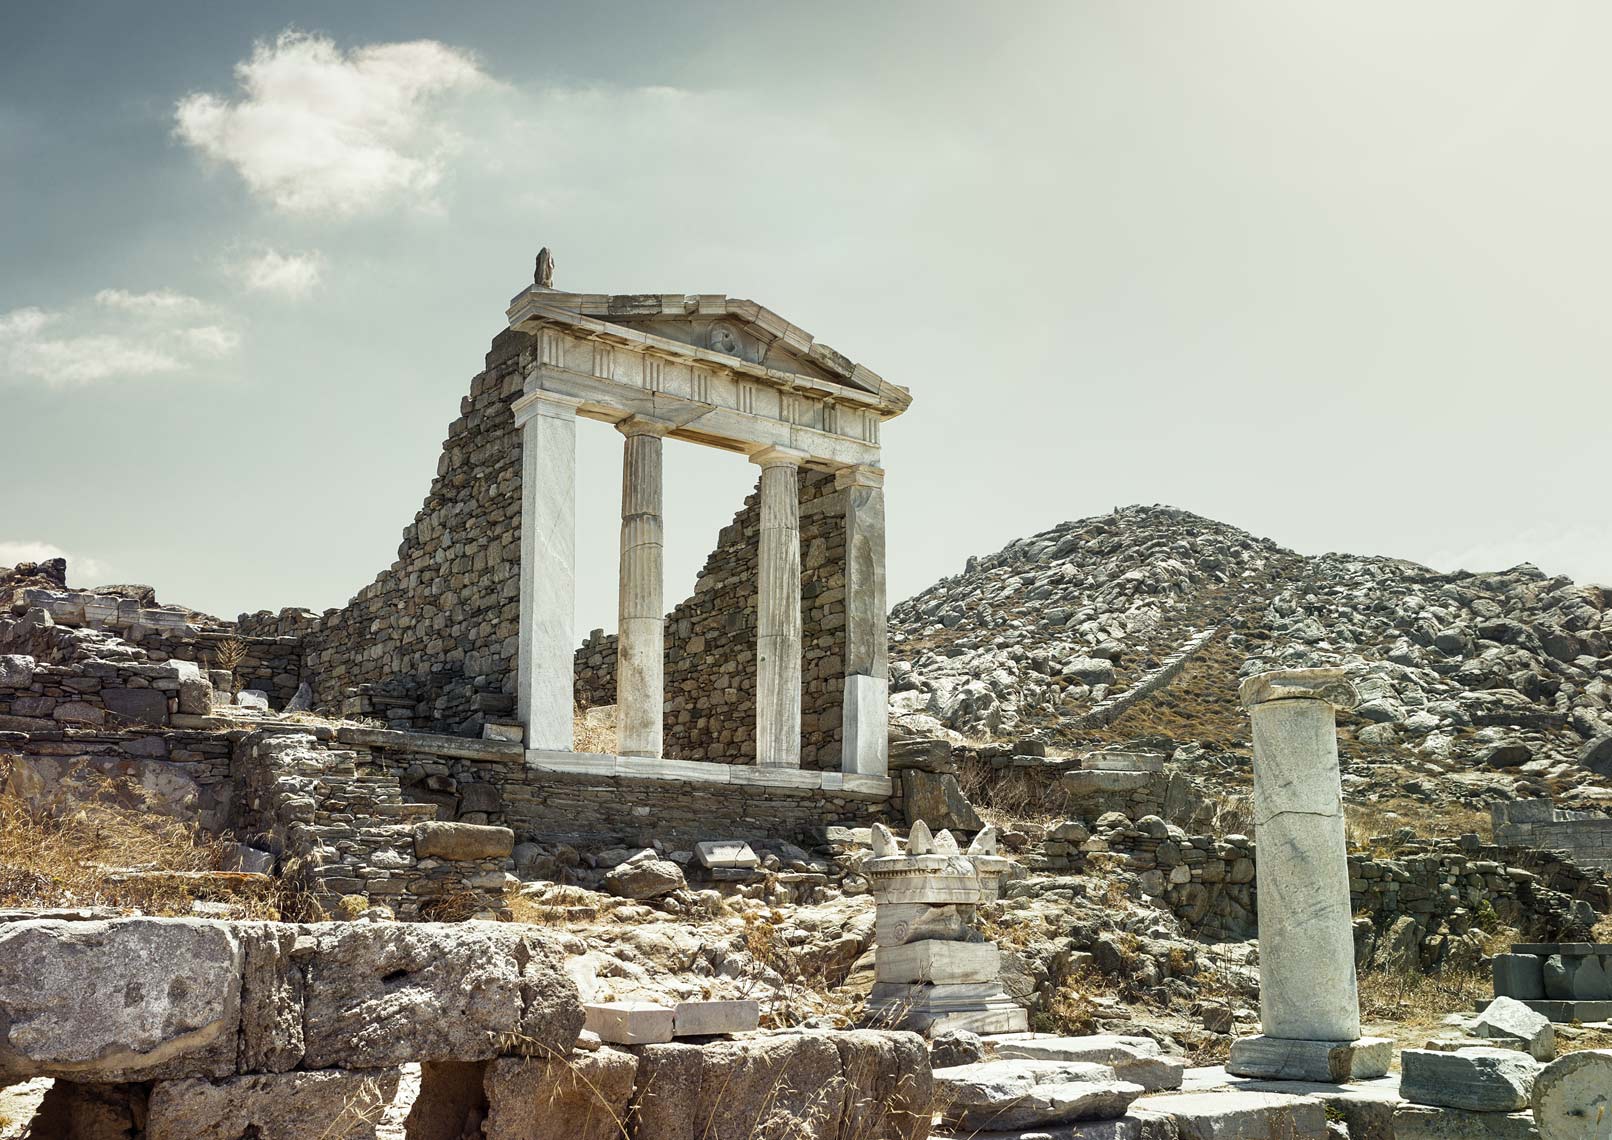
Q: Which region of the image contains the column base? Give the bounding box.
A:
[841,674,888,776]
[1227,1034,1393,1083]
[866,983,1028,1036]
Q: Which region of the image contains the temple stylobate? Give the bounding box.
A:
[505,266,911,779]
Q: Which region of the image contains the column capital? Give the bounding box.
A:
[1239,668,1358,711]
[833,464,885,490]
[615,415,675,439]
[512,390,584,427]
[749,445,808,469]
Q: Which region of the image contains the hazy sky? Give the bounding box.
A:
[4,3,1609,639]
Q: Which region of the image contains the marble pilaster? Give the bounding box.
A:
[513,391,583,752]
[837,464,889,776]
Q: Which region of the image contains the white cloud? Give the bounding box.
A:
[94,288,212,317]
[175,30,489,216]
[0,540,107,583]
[180,325,242,357]
[0,291,241,387]
[234,247,324,298]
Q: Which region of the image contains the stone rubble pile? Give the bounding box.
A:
[888,504,1612,804]
[889,506,1285,738]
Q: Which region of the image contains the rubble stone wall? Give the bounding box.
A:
[7,587,304,707]
[302,331,531,736]
[576,469,850,769]
[231,730,513,919]
[1492,800,1612,870]
[1050,814,1612,955]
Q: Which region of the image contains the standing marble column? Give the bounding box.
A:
[751,447,806,768]
[513,391,583,753]
[1227,667,1391,1083]
[837,464,889,776]
[616,417,671,758]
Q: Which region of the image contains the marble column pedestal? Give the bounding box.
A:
[1226,668,1391,1083]
[864,822,1027,1035]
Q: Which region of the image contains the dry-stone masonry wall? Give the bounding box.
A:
[256,722,896,860]
[231,730,514,919]
[1044,814,1612,956]
[577,469,849,768]
[0,613,239,827]
[1492,800,1612,871]
[6,585,303,707]
[302,330,531,736]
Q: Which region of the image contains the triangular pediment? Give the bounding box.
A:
[507,288,911,416]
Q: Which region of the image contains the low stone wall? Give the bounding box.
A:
[960,741,1219,832]
[231,730,514,919]
[1025,813,1612,962]
[1076,624,1222,729]
[1492,800,1612,871]
[576,469,851,769]
[0,913,931,1140]
[245,723,897,869]
[8,586,304,707]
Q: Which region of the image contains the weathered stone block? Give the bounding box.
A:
[1141,1090,1328,1139]
[1226,1035,1391,1083]
[1390,1104,1539,1140]
[933,1059,1142,1130]
[300,922,582,1069]
[483,1049,638,1140]
[672,999,759,1037]
[875,939,999,985]
[413,821,515,861]
[1475,996,1555,1061]
[1531,1048,1612,1140]
[1400,1048,1540,1112]
[583,1001,675,1045]
[0,917,242,1082]
[102,687,169,725]
[146,1069,402,1140]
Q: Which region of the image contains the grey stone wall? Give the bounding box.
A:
[1031,812,1612,957]
[1492,800,1612,870]
[231,729,512,919]
[6,586,304,708]
[576,469,851,768]
[302,330,531,735]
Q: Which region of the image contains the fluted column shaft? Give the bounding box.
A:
[513,390,583,752]
[616,417,671,758]
[753,447,806,768]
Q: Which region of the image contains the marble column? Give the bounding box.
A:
[616,417,671,758]
[751,447,806,768]
[837,464,888,776]
[1228,667,1390,1083]
[513,391,583,753]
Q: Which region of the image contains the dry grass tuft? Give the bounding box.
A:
[0,757,287,918]
[1357,965,1489,1030]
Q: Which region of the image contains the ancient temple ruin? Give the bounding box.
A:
[500,271,911,779]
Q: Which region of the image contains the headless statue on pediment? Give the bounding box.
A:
[534,247,555,289]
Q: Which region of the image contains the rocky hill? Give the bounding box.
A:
[889,505,1612,817]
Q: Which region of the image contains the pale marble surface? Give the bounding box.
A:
[514,392,582,751]
[1248,693,1361,1043]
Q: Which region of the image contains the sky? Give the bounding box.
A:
[3,3,1610,640]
